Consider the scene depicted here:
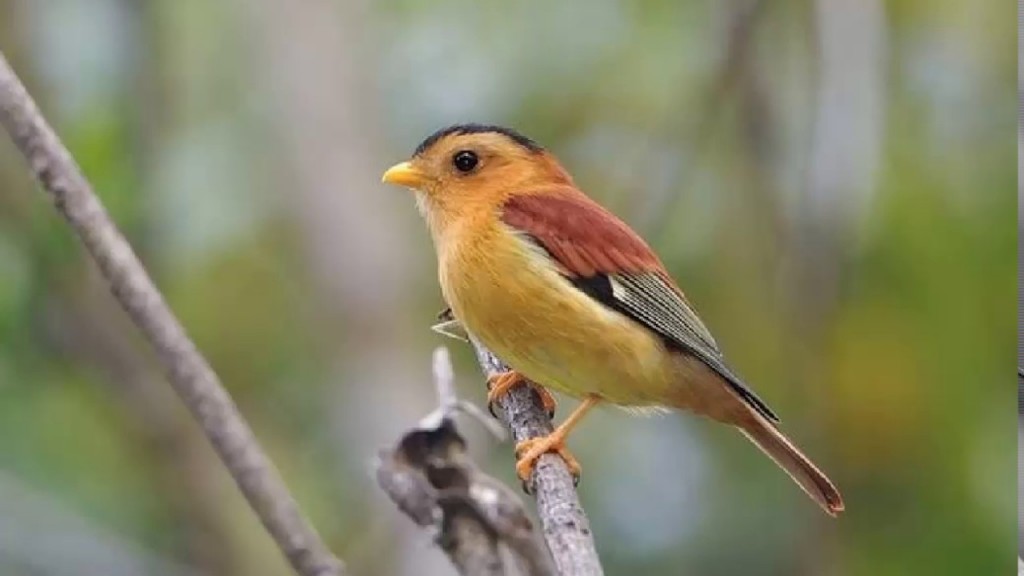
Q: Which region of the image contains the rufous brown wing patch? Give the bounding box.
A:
[500,188,779,423]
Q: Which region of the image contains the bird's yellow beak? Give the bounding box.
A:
[381,161,427,189]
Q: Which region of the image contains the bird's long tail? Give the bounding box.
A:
[737,409,845,516]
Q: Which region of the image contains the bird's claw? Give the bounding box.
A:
[520,478,533,495]
[533,387,558,420]
[486,371,557,419]
[514,434,581,492]
[486,371,521,418]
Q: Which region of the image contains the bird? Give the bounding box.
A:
[382,123,844,516]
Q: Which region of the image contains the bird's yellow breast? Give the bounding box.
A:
[437,220,680,407]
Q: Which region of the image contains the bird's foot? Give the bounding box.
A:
[486,371,557,419]
[514,433,581,487]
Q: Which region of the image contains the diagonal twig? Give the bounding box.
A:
[0,52,344,576]
[421,347,507,441]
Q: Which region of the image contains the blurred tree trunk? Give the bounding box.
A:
[791,0,886,573]
[797,0,886,326]
[245,2,446,575]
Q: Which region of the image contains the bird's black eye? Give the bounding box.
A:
[452,150,479,173]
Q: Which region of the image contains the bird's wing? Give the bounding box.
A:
[500,189,778,422]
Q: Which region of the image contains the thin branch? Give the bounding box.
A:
[376,347,554,576]
[469,339,604,576]
[421,347,506,441]
[0,52,344,576]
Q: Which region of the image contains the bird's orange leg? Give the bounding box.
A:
[515,395,601,483]
[486,370,557,418]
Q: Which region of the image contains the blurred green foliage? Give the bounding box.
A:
[0,1,1013,575]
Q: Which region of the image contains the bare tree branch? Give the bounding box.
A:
[470,340,604,576]
[376,348,554,576]
[0,52,344,576]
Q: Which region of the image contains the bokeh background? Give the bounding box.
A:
[0,1,1015,575]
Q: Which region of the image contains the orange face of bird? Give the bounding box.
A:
[381,125,571,219]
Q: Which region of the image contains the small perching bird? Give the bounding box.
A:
[382,124,844,516]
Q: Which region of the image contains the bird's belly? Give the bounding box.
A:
[442,234,677,406]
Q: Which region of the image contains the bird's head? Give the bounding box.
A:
[382,124,572,224]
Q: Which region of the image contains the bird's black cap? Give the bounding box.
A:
[414,124,543,157]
